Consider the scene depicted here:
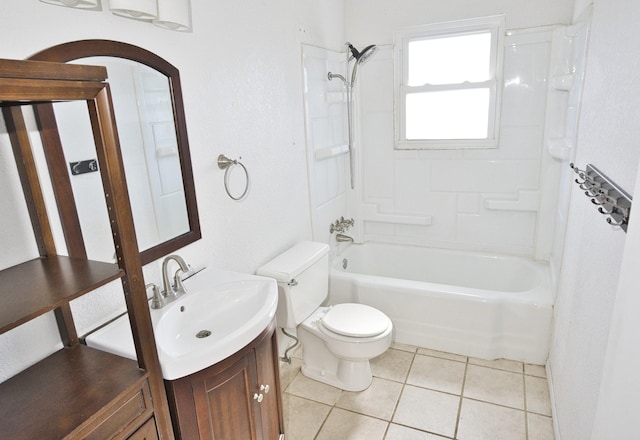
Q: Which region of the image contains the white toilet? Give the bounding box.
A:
[257,241,393,391]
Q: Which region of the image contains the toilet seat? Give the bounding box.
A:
[321,303,391,338]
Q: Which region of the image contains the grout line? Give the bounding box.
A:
[453,356,469,439]
[313,406,334,440]
[386,350,416,428]
[523,371,529,440]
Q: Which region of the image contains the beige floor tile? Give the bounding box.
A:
[393,385,460,438]
[457,399,526,440]
[371,348,415,383]
[385,423,452,439]
[525,375,552,416]
[525,363,547,378]
[281,393,331,440]
[316,408,388,440]
[391,341,418,352]
[464,364,525,409]
[279,357,302,390]
[468,357,524,373]
[527,413,555,440]
[279,345,553,440]
[285,372,342,405]
[407,354,466,395]
[417,347,467,363]
[336,377,403,420]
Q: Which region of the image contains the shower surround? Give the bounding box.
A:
[303,25,575,267]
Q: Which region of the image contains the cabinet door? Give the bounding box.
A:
[254,332,284,440]
[192,353,259,440]
[127,418,159,440]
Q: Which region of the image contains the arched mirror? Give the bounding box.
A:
[29,40,200,265]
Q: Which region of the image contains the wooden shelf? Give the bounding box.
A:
[0,255,123,335]
[0,345,148,439]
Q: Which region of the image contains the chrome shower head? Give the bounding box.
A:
[348,43,378,64]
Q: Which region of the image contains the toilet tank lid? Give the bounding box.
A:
[257,241,329,282]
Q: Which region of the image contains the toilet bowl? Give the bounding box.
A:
[256,241,393,392]
[298,304,392,391]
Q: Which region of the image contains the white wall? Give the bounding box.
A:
[548,0,640,438]
[0,0,344,382]
[345,0,574,46]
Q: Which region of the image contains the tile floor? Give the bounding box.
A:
[279,342,554,440]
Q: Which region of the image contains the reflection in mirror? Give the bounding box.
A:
[55,58,189,253]
[30,40,200,265]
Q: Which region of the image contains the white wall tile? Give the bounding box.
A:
[458,193,481,214]
[457,211,537,251]
[430,160,540,194]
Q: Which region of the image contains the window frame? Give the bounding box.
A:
[394,15,505,150]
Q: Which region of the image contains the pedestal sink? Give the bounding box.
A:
[86,267,278,380]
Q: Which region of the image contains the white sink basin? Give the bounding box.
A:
[85,267,278,380]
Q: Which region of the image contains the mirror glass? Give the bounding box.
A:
[30,40,200,265]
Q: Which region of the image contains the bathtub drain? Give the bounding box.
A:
[196,330,212,339]
[342,258,348,269]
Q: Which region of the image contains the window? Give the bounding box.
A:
[395,16,505,149]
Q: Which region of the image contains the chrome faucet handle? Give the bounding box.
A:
[172,268,188,294]
[146,283,164,309]
[330,217,355,233]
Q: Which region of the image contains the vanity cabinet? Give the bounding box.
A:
[0,58,172,438]
[165,320,284,440]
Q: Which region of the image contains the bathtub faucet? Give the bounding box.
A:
[330,216,355,234]
[336,233,354,243]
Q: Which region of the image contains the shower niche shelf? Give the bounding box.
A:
[314,144,349,161]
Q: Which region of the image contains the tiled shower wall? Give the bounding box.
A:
[357,28,557,258]
[302,26,582,260]
[303,45,350,247]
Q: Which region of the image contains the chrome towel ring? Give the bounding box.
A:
[218,154,249,200]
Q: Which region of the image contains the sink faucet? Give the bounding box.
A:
[162,254,190,296]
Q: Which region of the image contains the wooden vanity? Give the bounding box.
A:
[165,319,284,440]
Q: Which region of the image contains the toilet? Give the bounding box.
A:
[257,241,393,391]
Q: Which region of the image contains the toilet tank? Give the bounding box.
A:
[257,241,329,329]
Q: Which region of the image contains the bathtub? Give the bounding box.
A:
[328,243,553,364]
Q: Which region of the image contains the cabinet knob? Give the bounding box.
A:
[260,384,270,394]
[253,392,264,403]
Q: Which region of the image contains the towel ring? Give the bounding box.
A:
[218,154,249,200]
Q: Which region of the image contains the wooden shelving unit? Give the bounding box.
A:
[0,58,172,438]
[0,346,150,439]
[0,256,123,334]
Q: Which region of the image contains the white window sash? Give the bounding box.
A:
[394,15,504,150]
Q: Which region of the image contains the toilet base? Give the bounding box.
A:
[298,323,376,392]
[301,358,373,392]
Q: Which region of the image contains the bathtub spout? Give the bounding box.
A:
[336,233,354,243]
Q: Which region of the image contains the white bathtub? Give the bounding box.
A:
[328,243,553,364]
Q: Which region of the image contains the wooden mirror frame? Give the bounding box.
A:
[29,39,201,265]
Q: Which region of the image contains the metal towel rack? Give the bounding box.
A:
[218,154,249,200]
[570,163,633,232]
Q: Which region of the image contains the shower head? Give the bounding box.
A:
[348,43,378,64]
[346,42,378,87]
